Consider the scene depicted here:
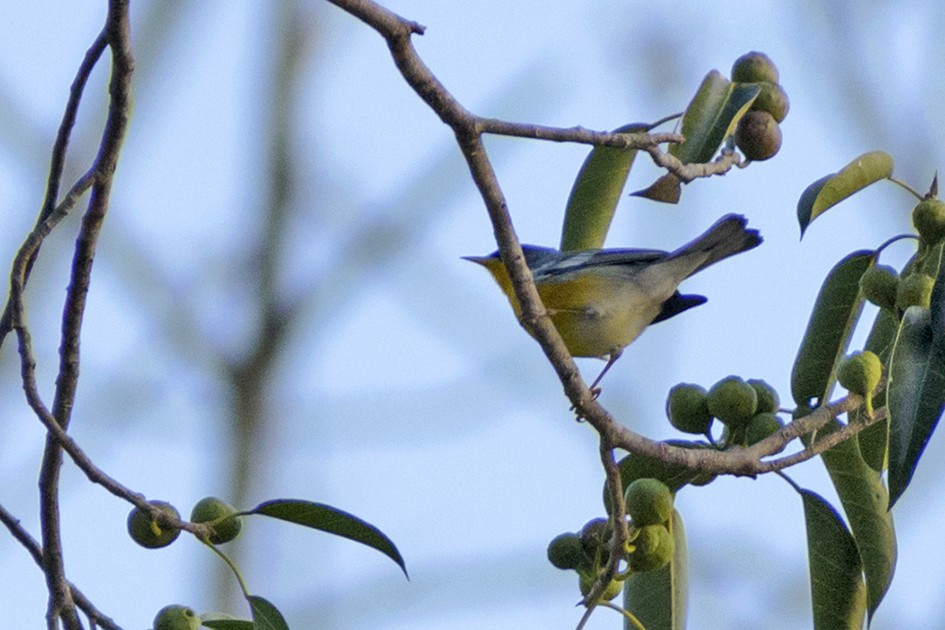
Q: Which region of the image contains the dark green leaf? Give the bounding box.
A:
[623,509,688,630]
[887,306,945,508]
[816,422,896,621]
[249,499,407,577]
[800,489,867,630]
[857,307,900,471]
[797,152,894,236]
[791,251,875,407]
[670,71,760,165]
[248,596,289,630]
[201,620,254,629]
[560,123,649,251]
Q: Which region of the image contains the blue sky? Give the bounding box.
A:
[1,2,944,629]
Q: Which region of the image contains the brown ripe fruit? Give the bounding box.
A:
[735,111,782,161]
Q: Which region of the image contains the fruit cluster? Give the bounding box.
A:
[731,52,789,162]
[546,478,677,601]
[666,377,783,447]
[860,197,945,314]
[127,496,243,549]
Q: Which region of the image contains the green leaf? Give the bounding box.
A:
[670,70,760,165]
[249,499,408,577]
[201,619,254,629]
[887,307,945,507]
[857,307,901,471]
[797,151,894,237]
[800,489,867,630]
[791,251,875,407]
[816,422,896,621]
[623,509,688,630]
[560,123,649,251]
[248,596,289,630]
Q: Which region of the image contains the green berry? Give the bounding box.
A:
[707,376,758,429]
[128,501,181,549]
[896,273,935,310]
[860,265,900,311]
[190,497,242,544]
[751,82,790,123]
[628,524,675,572]
[735,110,782,161]
[732,51,780,83]
[912,198,945,245]
[836,351,882,398]
[547,532,585,570]
[579,517,611,560]
[747,379,780,413]
[624,478,673,526]
[745,412,785,446]
[153,605,200,630]
[666,383,713,434]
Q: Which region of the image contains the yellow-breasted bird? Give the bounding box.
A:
[464,213,762,388]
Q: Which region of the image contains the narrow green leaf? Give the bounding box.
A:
[249,499,408,577]
[623,509,688,630]
[797,151,894,236]
[201,619,254,629]
[791,251,875,407]
[560,123,649,251]
[670,71,760,165]
[248,596,290,630]
[800,489,867,630]
[857,307,900,471]
[816,422,896,621]
[887,307,945,507]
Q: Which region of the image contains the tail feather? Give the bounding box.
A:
[671,213,762,273]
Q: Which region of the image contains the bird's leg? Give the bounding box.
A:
[589,351,622,396]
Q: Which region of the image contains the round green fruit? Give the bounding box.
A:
[735,110,782,161]
[896,273,935,310]
[666,383,713,434]
[836,351,882,397]
[913,198,945,245]
[751,82,790,123]
[128,501,181,549]
[732,51,780,83]
[624,478,673,526]
[547,532,585,570]
[628,524,675,572]
[190,496,242,544]
[579,517,611,560]
[153,605,200,630]
[745,412,785,446]
[747,379,780,414]
[707,376,758,429]
[860,265,900,311]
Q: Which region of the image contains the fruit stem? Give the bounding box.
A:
[204,540,252,599]
[887,175,924,201]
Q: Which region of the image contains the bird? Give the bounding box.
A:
[463,213,762,389]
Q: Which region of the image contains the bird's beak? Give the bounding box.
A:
[461,255,492,266]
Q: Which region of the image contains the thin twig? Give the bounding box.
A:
[0,504,121,630]
[325,0,880,485]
